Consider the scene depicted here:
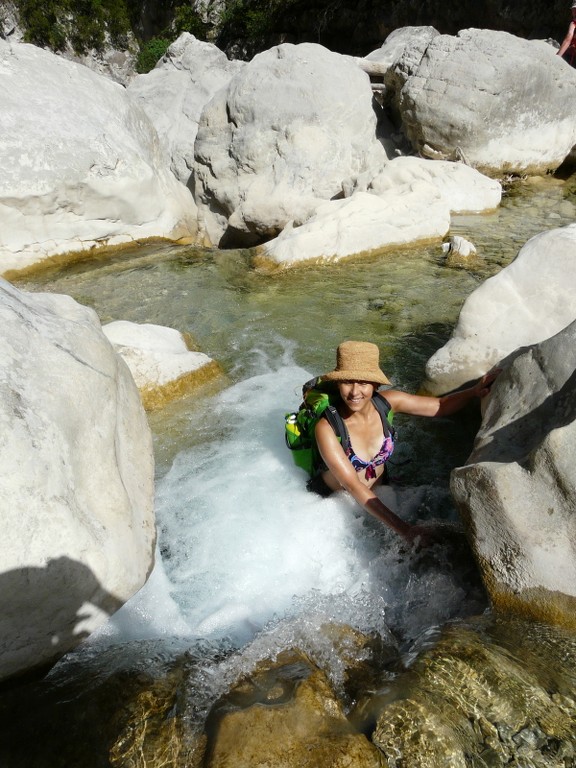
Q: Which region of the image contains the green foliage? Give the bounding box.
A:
[172,4,207,39]
[17,0,131,53]
[220,0,298,38]
[136,37,171,73]
[221,0,281,37]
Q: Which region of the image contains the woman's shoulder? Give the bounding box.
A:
[375,389,400,410]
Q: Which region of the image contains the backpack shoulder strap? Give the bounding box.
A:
[372,394,395,438]
[321,404,350,453]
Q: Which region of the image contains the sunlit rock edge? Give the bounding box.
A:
[424,223,576,394]
[103,320,225,411]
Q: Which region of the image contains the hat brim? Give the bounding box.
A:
[322,369,390,386]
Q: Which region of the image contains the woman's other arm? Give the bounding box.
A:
[383,370,499,418]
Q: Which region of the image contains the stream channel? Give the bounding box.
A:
[2,174,576,764]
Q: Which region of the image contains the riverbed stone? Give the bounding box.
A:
[0,279,155,682]
[386,28,576,175]
[0,38,198,277]
[366,156,502,212]
[424,223,576,394]
[191,42,389,248]
[127,32,244,186]
[0,640,206,766]
[103,320,223,409]
[450,320,576,629]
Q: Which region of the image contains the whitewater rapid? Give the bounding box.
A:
[91,358,485,657]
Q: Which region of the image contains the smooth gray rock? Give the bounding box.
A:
[451,320,576,628]
[424,223,576,394]
[128,33,244,185]
[389,28,576,174]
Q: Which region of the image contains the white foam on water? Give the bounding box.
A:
[92,358,484,652]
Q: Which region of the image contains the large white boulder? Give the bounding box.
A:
[0,279,155,682]
[451,320,576,629]
[192,42,389,247]
[424,223,576,394]
[103,320,222,409]
[127,33,244,186]
[259,157,500,267]
[385,28,576,175]
[0,39,198,277]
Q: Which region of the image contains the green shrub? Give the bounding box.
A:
[17,0,132,53]
[173,4,207,39]
[136,37,171,73]
[219,0,300,39]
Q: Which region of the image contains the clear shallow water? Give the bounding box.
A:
[11,174,576,721]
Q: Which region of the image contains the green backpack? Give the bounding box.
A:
[284,377,337,474]
[285,377,395,475]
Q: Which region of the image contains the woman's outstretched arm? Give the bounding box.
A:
[383,370,499,418]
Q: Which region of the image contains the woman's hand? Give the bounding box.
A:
[404,523,448,549]
[473,368,501,398]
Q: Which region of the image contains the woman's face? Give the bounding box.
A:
[337,380,376,411]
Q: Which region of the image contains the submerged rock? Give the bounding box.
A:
[373,616,576,767]
[205,646,383,768]
[0,280,155,682]
[0,640,205,767]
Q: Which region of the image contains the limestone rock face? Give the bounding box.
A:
[0,39,197,277]
[424,223,576,394]
[191,42,389,247]
[451,320,576,628]
[0,280,155,682]
[0,0,22,41]
[127,33,244,186]
[103,320,222,409]
[384,28,576,174]
[62,35,139,86]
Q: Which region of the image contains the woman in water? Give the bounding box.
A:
[309,341,498,545]
[557,1,576,66]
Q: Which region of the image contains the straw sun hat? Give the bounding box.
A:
[323,341,391,386]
